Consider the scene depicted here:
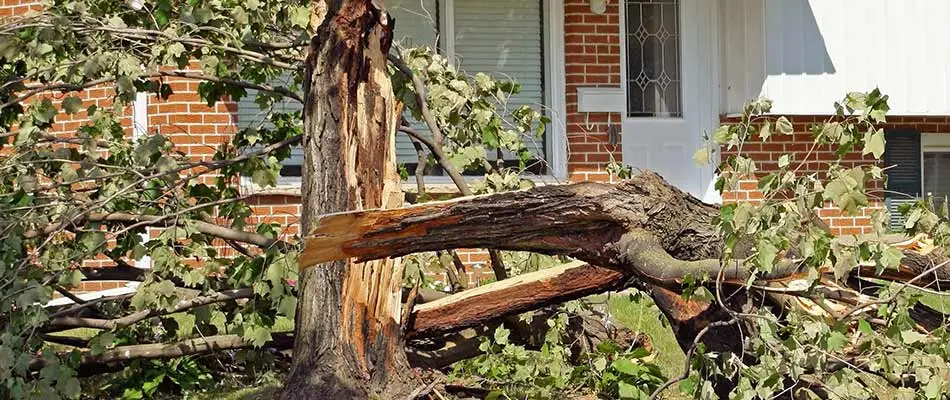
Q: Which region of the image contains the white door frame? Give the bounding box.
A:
[619,0,720,200]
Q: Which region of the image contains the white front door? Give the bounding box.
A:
[621,0,719,199]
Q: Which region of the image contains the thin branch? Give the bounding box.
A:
[31,333,294,372]
[25,211,288,251]
[40,334,89,348]
[46,288,254,331]
[398,125,468,197]
[155,71,302,103]
[488,249,508,281]
[54,285,88,305]
[48,293,135,319]
[650,318,740,400]
[841,259,950,321]
[409,135,428,195]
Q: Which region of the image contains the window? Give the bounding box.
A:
[394,0,550,176]
[624,0,682,118]
[238,0,554,181]
[923,136,950,204]
[883,130,950,228]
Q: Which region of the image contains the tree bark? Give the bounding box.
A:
[302,171,950,360]
[281,1,413,398]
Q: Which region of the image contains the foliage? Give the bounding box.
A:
[681,90,950,399]
[393,46,550,194]
[451,303,666,399]
[112,357,213,399]
[0,0,554,396]
[574,341,667,399]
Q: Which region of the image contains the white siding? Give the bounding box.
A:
[722,0,950,116]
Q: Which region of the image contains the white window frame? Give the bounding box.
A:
[921,132,950,198]
[240,0,567,195]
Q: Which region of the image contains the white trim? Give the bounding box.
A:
[441,0,456,65]
[132,92,152,269]
[43,282,140,307]
[545,0,568,179]
[921,132,950,197]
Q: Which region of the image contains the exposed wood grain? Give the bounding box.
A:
[408,261,625,338]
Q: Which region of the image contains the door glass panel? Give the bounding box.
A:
[625,0,682,118]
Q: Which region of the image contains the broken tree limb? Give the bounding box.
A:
[303,171,950,289]
[407,261,625,338]
[302,169,950,367]
[44,288,253,331]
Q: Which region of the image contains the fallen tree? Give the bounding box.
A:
[5,0,950,397]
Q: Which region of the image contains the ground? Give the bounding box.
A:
[53,289,950,399]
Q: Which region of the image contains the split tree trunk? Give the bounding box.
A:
[303,172,744,355]
[281,1,412,398]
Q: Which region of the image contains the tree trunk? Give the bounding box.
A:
[281,1,412,398]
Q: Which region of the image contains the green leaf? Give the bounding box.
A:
[593,356,607,372]
[692,147,709,166]
[863,129,885,159]
[925,377,943,399]
[858,319,873,335]
[711,124,731,145]
[79,231,106,252]
[869,109,887,123]
[825,331,848,350]
[289,6,310,28]
[199,55,219,75]
[493,326,510,345]
[759,121,772,141]
[278,296,297,319]
[778,154,790,169]
[245,326,273,347]
[611,358,642,376]
[618,380,643,399]
[167,42,185,59]
[776,116,793,135]
[900,330,928,344]
[61,96,82,114]
[880,246,903,271]
[107,16,126,28]
[756,239,778,273]
[89,332,116,356]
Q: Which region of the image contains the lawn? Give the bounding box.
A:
[605,291,689,400]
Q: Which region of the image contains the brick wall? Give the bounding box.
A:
[719,115,950,235]
[564,0,624,183]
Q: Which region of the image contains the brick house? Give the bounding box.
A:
[5,0,950,289]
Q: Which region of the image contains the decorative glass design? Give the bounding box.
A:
[625,0,682,117]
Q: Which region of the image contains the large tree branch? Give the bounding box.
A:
[302,171,950,289]
[407,261,625,337]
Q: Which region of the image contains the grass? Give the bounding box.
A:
[605,292,686,377]
[604,291,689,399]
[194,382,281,400]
